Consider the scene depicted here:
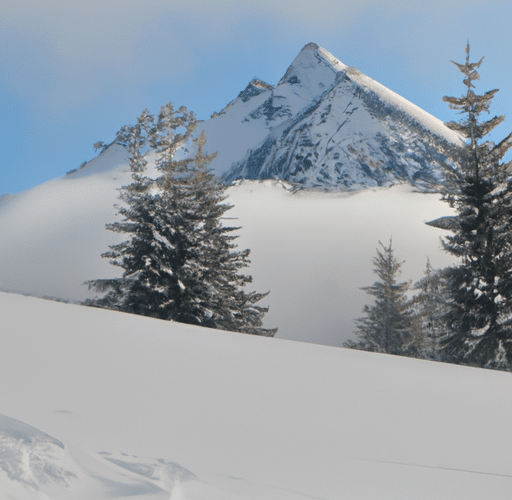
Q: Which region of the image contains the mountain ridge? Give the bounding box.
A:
[198,42,462,190]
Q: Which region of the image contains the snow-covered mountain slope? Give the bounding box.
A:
[0,144,456,346]
[198,43,462,190]
[2,291,512,499]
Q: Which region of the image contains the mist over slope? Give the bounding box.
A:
[0,144,455,346]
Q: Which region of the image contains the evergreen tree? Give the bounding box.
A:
[410,259,447,361]
[86,103,276,336]
[188,133,275,335]
[439,44,512,369]
[85,109,155,310]
[346,239,413,355]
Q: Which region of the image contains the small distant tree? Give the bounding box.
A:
[86,103,276,336]
[410,258,448,361]
[438,44,512,369]
[345,239,413,355]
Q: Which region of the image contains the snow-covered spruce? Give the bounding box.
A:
[437,44,512,369]
[345,239,414,355]
[86,104,276,336]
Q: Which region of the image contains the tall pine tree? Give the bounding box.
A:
[86,103,276,336]
[345,239,413,355]
[439,44,512,369]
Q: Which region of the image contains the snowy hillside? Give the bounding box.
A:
[2,291,512,499]
[0,142,456,346]
[198,43,463,190]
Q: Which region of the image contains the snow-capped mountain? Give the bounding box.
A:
[198,43,462,190]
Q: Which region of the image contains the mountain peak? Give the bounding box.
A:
[278,43,347,89]
[302,42,320,50]
[236,77,274,103]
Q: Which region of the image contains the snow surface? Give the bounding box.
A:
[0,144,456,346]
[1,291,512,499]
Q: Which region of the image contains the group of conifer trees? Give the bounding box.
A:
[87,44,512,369]
[346,44,512,371]
[343,241,448,361]
[86,104,276,337]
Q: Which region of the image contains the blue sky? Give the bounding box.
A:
[1,0,511,194]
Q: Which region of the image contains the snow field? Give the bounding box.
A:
[1,291,512,499]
